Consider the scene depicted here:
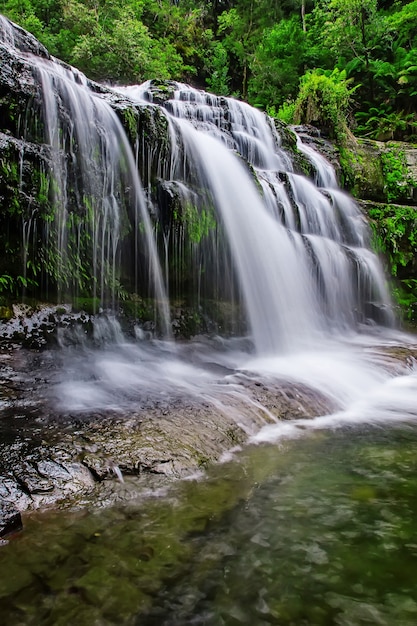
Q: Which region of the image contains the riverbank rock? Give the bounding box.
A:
[0,503,22,539]
[0,340,336,527]
[2,337,417,528]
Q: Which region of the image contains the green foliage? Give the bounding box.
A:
[380,147,416,203]
[369,205,417,321]
[355,106,417,141]
[305,0,417,140]
[0,272,38,295]
[316,0,381,60]
[293,68,355,141]
[274,101,296,124]
[368,204,417,277]
[0,274,13,293]
[205,40,230,95]
[248,16,306,111]
[1,0,417,139]
[69,6,185,83]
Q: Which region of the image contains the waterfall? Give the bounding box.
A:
[0,17,171,333]
[0,14,394,354]
[120,82,394,354]
[2,15,416,460]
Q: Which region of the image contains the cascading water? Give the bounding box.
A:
[53,78,415,433]
[121,81,394,354]
[1,14,416,442]
[0,18,171,331]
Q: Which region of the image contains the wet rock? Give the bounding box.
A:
[0,16,49,58]
[292,124,342,181]
[1,339,417,522]
[0,502,23,538]
[0,338,336,517]
[147,79,177,104]
[14,461,55,494]
[0,304,101,347]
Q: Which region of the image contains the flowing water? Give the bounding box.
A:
[2,15,417,625]
[121,81,395,353]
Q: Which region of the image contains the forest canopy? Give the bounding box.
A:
[1,0,416,141]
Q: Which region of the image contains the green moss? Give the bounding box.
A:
[120,295,155,321]
[339,138,417,205]
[71,297,101,314]
[339,140,385,201]
[120,106,139,142]
[381,144,417,203]
[183,202,216,244]
[0,305,13,320]
[392,280,417,324]
[148,79,176,103]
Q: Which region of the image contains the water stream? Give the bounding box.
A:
[2,15,417,624]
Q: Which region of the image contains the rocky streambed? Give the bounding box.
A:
[1,306,417,541]
[0,325,326,538]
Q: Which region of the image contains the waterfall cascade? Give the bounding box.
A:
[119,81,394,353]
[0,17,171,331]
[1,15,394,357]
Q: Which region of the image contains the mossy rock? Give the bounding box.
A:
[119,295,156,322]
[340,137,417,204]
[147,79,177,104]
[0,306,13,320]
[71,297,101,315]
[339,138,386,201]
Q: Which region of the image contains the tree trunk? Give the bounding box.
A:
[301,0,306,32]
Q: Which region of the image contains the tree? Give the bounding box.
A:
[248,15,307,110]
[217,0,284,98]
[293,68,355,141]
[67,4,185,82]
[313,0,382,100]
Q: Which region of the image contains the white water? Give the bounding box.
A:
[251,347,417,444]
[131,82,395,353]
[296,134,338,188]
[0,17,171,330]
[1,16,416,444]
[56,81,416,440]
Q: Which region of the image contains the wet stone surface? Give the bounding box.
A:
[2,331,417,536]
[0,337,339,535]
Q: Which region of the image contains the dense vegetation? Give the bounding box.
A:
[1,0,417,142]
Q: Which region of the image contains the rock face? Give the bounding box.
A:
[342,138,417,205]
[344,140,417,322]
